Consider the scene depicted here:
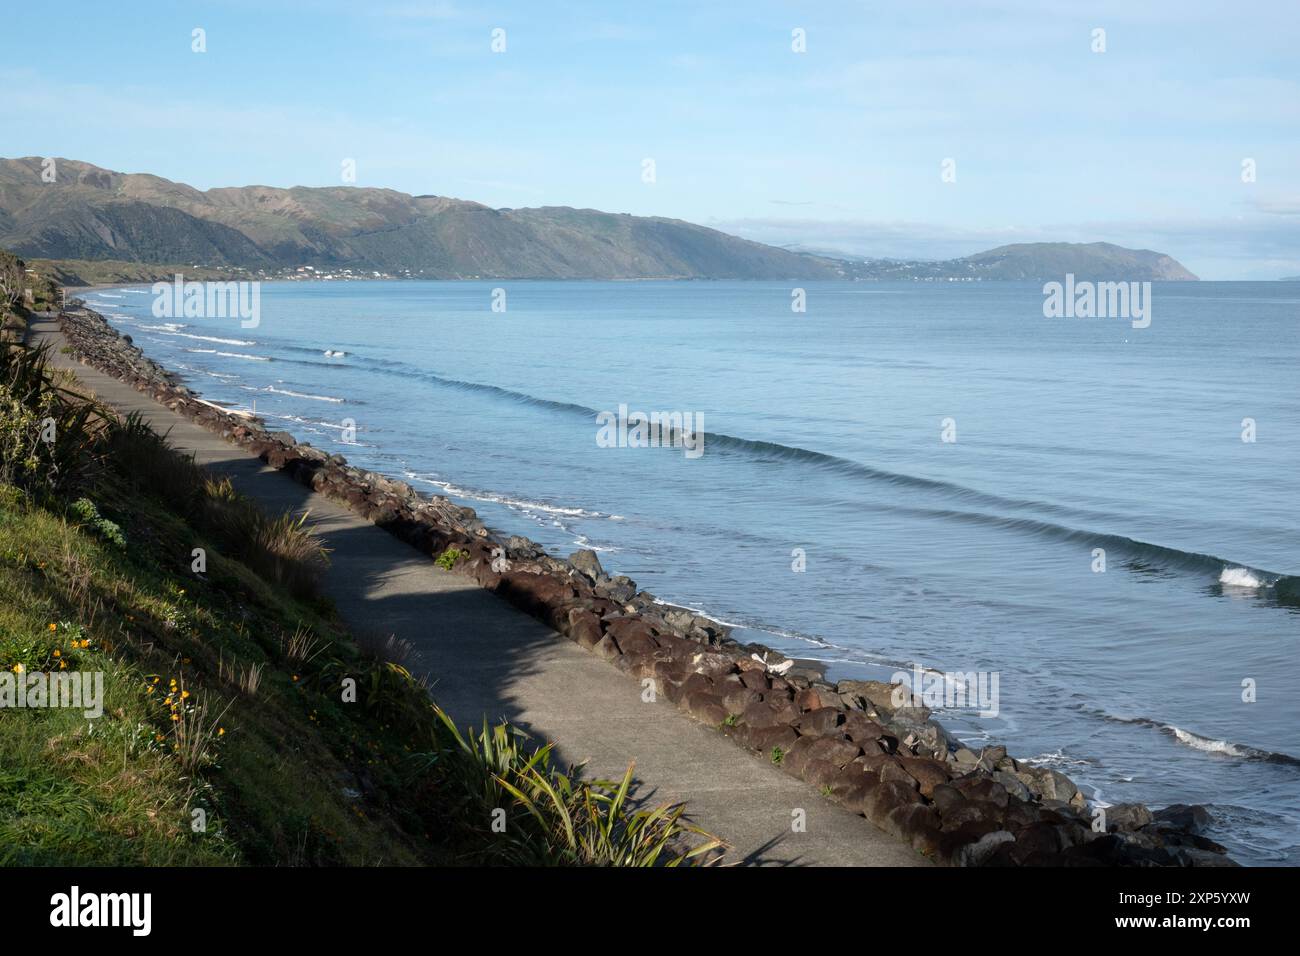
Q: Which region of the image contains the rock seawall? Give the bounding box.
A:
[53,303,1234,867]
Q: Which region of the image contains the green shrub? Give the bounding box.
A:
[0,343,101,495]
[69,497,126,549]
[428,706,724,866]
[434,547,466,571]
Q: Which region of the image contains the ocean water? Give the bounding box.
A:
[87,280,1299,864]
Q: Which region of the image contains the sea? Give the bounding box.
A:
[83,278,1300,864]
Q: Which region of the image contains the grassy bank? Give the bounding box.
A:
[0,293,720,866]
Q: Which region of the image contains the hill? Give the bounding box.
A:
[843,242,1197,281]
[0,158,850,280]
[1,159,1197,282]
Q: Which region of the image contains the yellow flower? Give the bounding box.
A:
[11,664,23,674]
[170,714,180,722]
[48,623,56,632]
[59,661,67,670]
[217,728,225,737]
[181,690,190,699]
[52,649,61,658]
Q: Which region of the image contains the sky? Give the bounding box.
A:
[2,0,1298,279]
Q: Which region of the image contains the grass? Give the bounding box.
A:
[0,333,723,867]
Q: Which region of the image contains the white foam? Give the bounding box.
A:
[1170,726,1246,757]
[187,349,269,362]
[163,331,257,346]
[405,473,607,519]
[262,385,343,403]
[1220,567,1266,588]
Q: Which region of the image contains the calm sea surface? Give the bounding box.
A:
[87,279,1300,863]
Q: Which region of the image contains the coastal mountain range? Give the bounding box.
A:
[0,158,1197,282]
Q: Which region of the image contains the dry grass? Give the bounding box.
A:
[219,655,265,697]
[281,624,327,666]
[356,630,419,669]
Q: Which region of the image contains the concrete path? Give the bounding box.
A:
[30,317,927,867]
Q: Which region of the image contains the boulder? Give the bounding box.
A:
[795,706,844,737]
[566,607,603,650]
[862,781,923,828]
[605,617,659,657]
[568,549,604,582]
[721,686,762,716]
[862,754,920,791]
[951,774,1010,809]
[836,679,903,715]
[804,735,862,769]
[683,691,728,727]
[897,755,951,797]
[885,803,943,856]
[1152,804,1211,834]
[1105,803,1154,833]
[750,725,799,755]
[741,700,792,729]
[779,735,819,777]
[795,686,838,712]
[992,770,1034,803]
[950,829,1016,867]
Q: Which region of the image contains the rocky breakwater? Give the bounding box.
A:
[55,303,1234,867]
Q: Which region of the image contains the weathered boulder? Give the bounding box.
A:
[795,686,838,712]
[950,829,1015,867]
[1105,803,1154,833]
[795,706,844,736]
[750,725,799,755]
[684,691,728,727]
[566,607,603,650]
[568,548,604,582]
[605,617,659,657]
[836,679,902,715]
[1152,803,1211,834]
[721,686,762,716]
[804,735,862,770]
[862,780,924,828]
[897,755,951,797]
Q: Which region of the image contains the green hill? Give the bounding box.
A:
[0,158,850,280]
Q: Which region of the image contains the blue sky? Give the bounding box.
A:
[3,0,1298,278]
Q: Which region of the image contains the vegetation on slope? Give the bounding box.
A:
[0,313,721,866]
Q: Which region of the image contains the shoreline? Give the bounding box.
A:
[49,298,1237,867]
